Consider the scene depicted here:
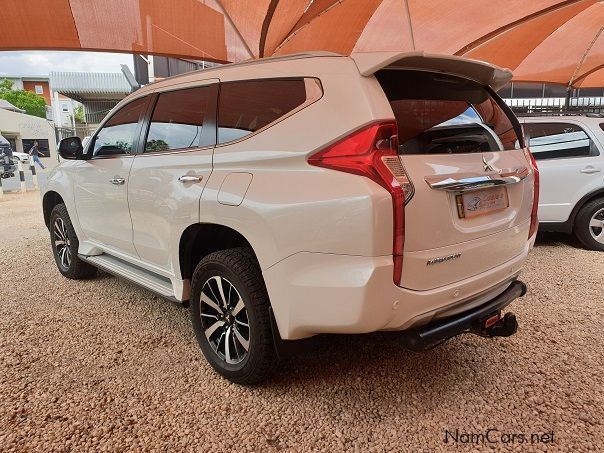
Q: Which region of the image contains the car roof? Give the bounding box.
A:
[136,52,343,94]
[136,51,512,95]
[107,52,514,124]
[519,114,604,129]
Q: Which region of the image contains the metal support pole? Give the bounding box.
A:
[29,156,39,190]
[0,173,4,199]
[17,160,26,193]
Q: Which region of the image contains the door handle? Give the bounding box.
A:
[580,167,601,174]
[110,178,125,185]
[178,175,203,183]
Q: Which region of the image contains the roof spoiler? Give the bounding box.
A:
[351,51,513,91]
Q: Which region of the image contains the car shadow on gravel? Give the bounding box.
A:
[271,332,477,391]
[534,231,584,249]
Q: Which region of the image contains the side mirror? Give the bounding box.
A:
[58,136,83,160]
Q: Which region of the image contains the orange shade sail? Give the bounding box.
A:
[0,0,602,87]
[461,0,604,88]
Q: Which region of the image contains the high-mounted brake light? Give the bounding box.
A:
[525,147,540,239]
[308,122,414,285]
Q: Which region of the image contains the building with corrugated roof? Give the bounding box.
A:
[49,71,133,125]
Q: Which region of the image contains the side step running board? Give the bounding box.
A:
[79,254,177,301]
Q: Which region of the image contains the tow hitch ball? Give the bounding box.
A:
[474,312,518,338]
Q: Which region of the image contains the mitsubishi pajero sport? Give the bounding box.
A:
[43,52,538,384]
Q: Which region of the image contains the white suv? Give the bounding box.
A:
[43,52,538,384]
[521,115,604,250]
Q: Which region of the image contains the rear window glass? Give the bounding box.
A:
[524,122,598,160]
[376,70,521,155]
[218,79,307,144]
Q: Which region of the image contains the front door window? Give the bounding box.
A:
[92,97,148,157]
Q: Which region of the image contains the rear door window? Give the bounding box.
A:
[524,122,598,160]
[145,87,213,153]
[376,70,521,155]
[217,79,308,144]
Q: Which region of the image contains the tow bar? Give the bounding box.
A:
[400,280,526,352]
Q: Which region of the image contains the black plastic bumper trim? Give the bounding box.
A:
[400,280,527,351]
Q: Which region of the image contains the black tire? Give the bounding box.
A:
[190,248,277,385]
[49,204,98,279]
[574,198,604,251]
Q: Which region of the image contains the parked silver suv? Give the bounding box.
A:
[521,114,604,250]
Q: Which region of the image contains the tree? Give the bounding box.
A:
[145,139,169,152]
[0,79,47,118]
[74,105,85,124]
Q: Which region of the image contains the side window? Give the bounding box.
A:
[92,97,147,157]
[524,122,597,161]
[145,87,211,153]
[217,79,308,144]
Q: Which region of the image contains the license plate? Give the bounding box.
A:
[456,186,509,219]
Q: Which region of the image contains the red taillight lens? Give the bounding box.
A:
[525,147,540,238]
[308,122,413,285]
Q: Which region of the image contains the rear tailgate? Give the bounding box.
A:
[373,64,534,291]
[400,150,532,290]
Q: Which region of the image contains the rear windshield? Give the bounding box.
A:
[376,70,521,154]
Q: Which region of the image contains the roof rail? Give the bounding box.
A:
[152,52,342,84]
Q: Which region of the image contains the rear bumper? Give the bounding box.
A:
[263,237,533,340]
[399,280,526,351]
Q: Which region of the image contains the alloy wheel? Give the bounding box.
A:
[53,217,71,269]
[199,276,250,365]
[589,208,604,244]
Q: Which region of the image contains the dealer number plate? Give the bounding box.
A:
[456,186,509,219]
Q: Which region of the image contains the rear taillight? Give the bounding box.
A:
[525,147,540,238]
[308,122,414,285]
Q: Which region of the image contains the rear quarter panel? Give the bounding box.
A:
[201,59,395,270]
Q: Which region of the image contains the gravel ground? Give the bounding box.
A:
[1,192,603,452]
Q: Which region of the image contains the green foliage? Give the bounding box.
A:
[145,139,169,152]
[114,140,131,151]
[74,105,85,124]
[0,79,47,118]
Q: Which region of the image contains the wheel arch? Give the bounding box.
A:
[42,191,65,229]
[569,188,604,232]
[178,223,259,281]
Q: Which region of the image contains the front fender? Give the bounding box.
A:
[42,162,85,241]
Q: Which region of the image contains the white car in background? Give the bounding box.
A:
[12,151,30,164]
[521,115,604,250]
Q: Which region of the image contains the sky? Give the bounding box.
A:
[0,51,134,77]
